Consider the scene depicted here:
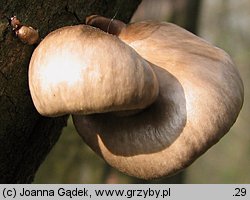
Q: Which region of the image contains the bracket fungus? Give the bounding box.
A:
[29,25,159,117]
[28,15,244,180]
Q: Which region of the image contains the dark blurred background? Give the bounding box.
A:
[34,0,250,183]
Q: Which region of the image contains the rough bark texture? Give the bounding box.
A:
[0,0,141,183]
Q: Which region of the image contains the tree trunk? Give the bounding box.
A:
[0,0,141,183]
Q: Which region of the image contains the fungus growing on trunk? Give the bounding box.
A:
[27,16,243,179]
[29,25,159,117]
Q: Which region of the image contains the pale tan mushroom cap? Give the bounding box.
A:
[28,25,159,117]
[73,21,244,179]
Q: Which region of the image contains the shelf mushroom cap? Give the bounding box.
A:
[73,18,244,179]
[28,25,159,117]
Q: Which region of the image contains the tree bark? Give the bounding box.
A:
[0,0,141,183]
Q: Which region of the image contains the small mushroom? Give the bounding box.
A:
[10,16,39,45]
[86,15,126,35]
[72,16,244,179]
[28,25,159,117]
[16,26,39,45]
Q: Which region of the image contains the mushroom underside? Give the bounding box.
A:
[73,56,243,179]
[73,20,243,179]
